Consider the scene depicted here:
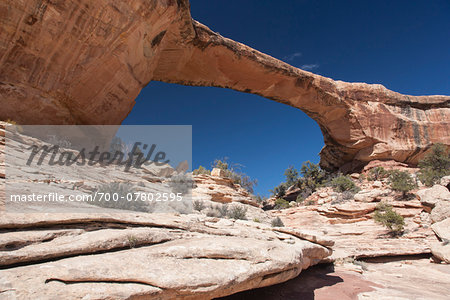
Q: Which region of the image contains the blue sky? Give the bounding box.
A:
[123,0,450,196]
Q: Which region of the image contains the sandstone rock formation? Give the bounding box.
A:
[0,0,448,170]
[0,213,332,299]
[0,122,334,299]
[272,176,438,261]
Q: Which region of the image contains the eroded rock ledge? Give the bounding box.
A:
[0,213,332,299]
[0,0,448,170]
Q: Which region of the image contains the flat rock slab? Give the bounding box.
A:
[0,212,331,299]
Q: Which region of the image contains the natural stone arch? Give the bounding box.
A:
[0,0,448,170]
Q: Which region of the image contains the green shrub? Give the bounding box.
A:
[228,205,247,220]
[274,198,290,209]
[193,200,205,212]
[271,217,284,227]
[374,202,405,235]
[331,175,359,193]
[418,143,450,186]
[193,165,211,175]
[253,218,261,223]
[368,167,388,181]
[388,170,417,198]
[91,182,148,212]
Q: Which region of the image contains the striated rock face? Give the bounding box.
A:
[0,0,449,170]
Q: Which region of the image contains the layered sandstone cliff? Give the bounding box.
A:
[0,0,448,170]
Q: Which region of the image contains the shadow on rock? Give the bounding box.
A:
[217,264,346,300]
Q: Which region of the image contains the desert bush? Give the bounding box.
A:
[218,204,229,217]
[271,217,284,227]
[127,235,138,248]
[193,165,211,175]
[169,173,194,194]
[91,182,149,212]
[368,167,388,181]
[238,174,258,194]
[418,143,450,186]
[205,206,221,218]
[192,200,205,212]
[332,190,356,204]
[275,198,290,209]
[388,170,417,199]
[374,202,405,235]
[331,175,359,193]
[228,205,247,220]
[212,158,257,194]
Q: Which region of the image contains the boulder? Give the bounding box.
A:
[431,218,450,241]
[431,243,450,264]
[354,189,388,202]
[431,201,450,224]
[417,185,450,208]
[372,181,383,188]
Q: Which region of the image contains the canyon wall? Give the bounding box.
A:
[0,0,448,170]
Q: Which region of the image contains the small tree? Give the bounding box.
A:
[389,170,416,199]
[374,202,405,235]
[418,143,450,186]
[270,183,287,198]
[284,165,299,187]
